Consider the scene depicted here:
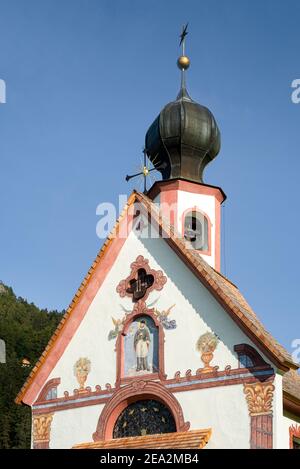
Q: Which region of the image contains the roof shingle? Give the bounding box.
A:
[73,429,211,449]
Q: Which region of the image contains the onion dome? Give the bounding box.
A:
[145,34,220,184]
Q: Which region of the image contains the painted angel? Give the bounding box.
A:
[108,316,126,340]
[154,304,177,329]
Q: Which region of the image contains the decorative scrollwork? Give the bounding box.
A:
[33,414,53,445]
[132,380,147,392]
[116,256,167,303]
[243,382,275,416]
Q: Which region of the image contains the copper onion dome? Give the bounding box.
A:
[145,28,220,184]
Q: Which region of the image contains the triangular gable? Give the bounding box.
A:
[16,191,298,405]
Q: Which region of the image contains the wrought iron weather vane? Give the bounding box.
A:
[177,23,191,100]
[125,148,158,194]
[179,22,188,53]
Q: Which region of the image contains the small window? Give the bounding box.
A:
[184,211,209,251]
[45,387,57,400]
[239,354,254,368]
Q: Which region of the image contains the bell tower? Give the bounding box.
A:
[145,25,226,271]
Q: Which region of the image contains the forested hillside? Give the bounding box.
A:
[0,283,62,448]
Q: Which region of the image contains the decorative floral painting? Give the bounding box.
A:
[196,331,219,372]
[124,315,158,377]
[73,357,91,390]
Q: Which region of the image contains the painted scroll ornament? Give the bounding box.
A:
[116,255,167,303]
[196,332,219,373]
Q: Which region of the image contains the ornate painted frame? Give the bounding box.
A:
[93,380,190,441]
[116,255,167,303]
[115,301,167,387]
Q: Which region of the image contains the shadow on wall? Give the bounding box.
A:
[139,235,271,372]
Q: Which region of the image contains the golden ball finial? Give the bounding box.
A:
[177,55,190,70]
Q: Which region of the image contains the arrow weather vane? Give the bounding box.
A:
[179,23,188,55]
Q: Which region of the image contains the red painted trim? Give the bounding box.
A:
[168,374,274,394]
[32,366,274,414]
[32,396,110,415]
[289,424,300,448]
[147,179,226,204]
[115,302,167,387]
[93,380,190,441]
[22,211,134,406]
[36,378,61,403]
[181,206,212,256]
[159,187,178,226]
[166,366,274,385]
[33,384,113,409]
[215,196,221,272]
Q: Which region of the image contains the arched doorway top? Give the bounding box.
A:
[93,380,190,441]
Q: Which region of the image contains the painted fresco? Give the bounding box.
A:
[124,315,158,377]
[154,304,177,329]
[108,301,177,341]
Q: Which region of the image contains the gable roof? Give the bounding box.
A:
[16,190,299,406]
[283,370,300,403]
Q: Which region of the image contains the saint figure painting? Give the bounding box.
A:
[124,315,158,377]
[134,320,150,371]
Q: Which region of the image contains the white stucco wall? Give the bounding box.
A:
[278,411,300,449]
[273,373,284,448]
[50,404,104,449]
[175,385,250,449]
[45,228,273,397]
[35,220,281,448]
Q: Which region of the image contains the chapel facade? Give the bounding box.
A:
[16,31,300,450]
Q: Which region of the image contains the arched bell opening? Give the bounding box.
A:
[183,209,210,252]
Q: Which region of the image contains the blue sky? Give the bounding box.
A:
[0,0,299,355]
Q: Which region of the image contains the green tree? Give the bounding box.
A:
[0,283,61,448]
